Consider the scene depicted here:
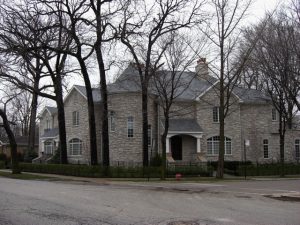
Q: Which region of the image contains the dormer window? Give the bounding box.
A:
[73,111,79,126]
[272,108,277,121]
[213,107,219,123]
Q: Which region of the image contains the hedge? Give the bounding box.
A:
[0,161,5,169]
[237,163,300,176]
[19,163,213,178]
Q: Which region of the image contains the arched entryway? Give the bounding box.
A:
[171,135,182,160]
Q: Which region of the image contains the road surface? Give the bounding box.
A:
[0,177,299,225]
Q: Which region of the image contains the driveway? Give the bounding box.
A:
[0,177,299,225]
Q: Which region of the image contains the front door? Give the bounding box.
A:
[171,136,182,160]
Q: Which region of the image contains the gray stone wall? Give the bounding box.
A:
[107,92,157,165]
[64,89,102,164]
[196,86,242,162]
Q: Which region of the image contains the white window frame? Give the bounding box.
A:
[69,138,82,156]
[127,116,134,138]
[213,107,219,123]
[110,111,116,132]
[148,124,152,147]
[272,108,277,121]
[44,141,53,155]
[295,139,300,159]
[72,111,79,126]
[207,136,232,155]
[263,139,269,159]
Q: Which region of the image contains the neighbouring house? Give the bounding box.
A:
[37,61,300,165]
[0,136,39,158]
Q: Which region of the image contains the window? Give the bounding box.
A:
[148,125,152,147]
[72,111,79,126]
[207,136,231,155]
[263,139,269,159]
[110,111,116,132]
[46,119,51,130]
[69,138,82,155]
[272,108,277,121]
[213,107,219,122]
[44,141,53,155]
[295,139,300,159]
[127,116,134,137]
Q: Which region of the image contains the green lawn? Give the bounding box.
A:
[0,171,59,180]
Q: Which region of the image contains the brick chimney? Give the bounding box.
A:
[195,58,209,81]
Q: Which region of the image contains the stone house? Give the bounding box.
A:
[37,61,300,164]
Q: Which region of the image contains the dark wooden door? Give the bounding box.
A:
[171,136,182,160]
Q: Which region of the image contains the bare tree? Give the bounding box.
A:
[0,0,74,163]
[152,33,202,179]
[240,9,300,175]
[198,0,257,178]
[0,94,19,173]
[119,0,204,166]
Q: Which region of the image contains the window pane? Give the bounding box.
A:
[295,140,300,158]
[110,111,115,131]
[263,139,268,158]
[127,116,134,137]
[213,107,219,122]
[272,108,277,121]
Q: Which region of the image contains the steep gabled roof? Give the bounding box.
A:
[64,85,102,103]
[40,106,57,118]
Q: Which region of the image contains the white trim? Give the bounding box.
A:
[63,85,87,103]
[196,80,219,100]
[196,80,243,103]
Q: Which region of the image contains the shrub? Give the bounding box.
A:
[237,163,300,176]
[24,150,38,163]
[0,153,7,161]
[19,163,213,178]
[0,161,5,169]
[208,161,252,175]
[150,154,162,167]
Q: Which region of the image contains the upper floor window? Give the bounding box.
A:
[213,107,219,123]
[263,139,269,159]
[295,139,300,159]
[207,136,231,155]
[272,108,277,121]
[127,116,134,138]
[110,111,116,132]
[69,138,82,155]
[148,125,152,147]
[72,111,79,126]
[46,119,51,130]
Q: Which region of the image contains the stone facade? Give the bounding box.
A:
[38,67,300,164]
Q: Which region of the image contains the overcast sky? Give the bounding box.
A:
[44,0,283,107]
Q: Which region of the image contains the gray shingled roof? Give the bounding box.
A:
[233,87,271,104]
[74,85,102,102]
[168,119,203,133]
[46,106,57,115]
[72,64,271,104]
[42,128,59,138]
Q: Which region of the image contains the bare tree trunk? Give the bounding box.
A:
[54,75,68,164]
[0,109,19,174]
[161,112,169,180]
[278,109,285,177]
[78,58,98,165]
[28,84,38,153]
[142,86,149,167]
[95,47,109,167]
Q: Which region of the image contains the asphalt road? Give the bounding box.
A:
[0,177,299,225]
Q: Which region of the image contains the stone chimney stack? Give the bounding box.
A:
[195,58,209,81]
